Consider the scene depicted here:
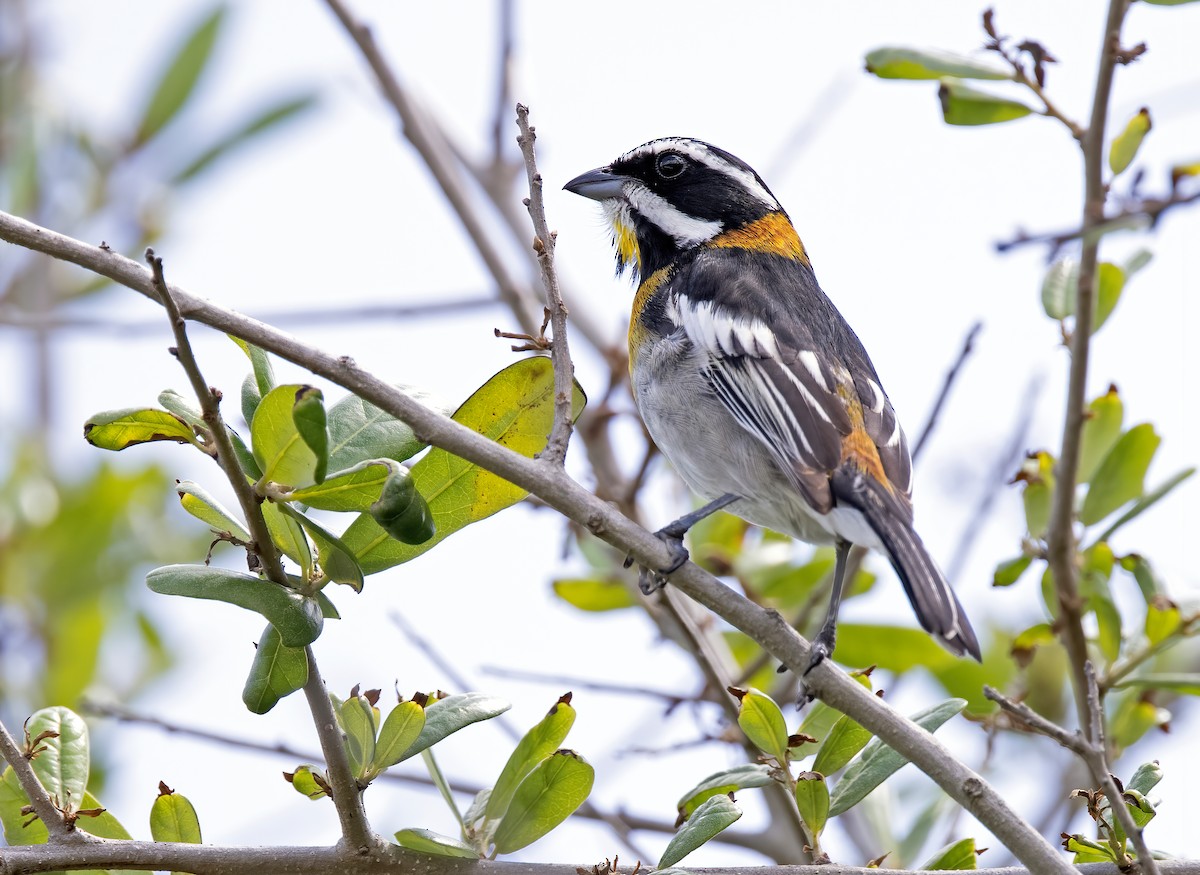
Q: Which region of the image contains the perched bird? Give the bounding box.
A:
[565,137,980,671]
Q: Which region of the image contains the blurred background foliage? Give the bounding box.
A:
[0,1,314,750]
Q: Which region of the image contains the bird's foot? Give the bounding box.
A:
[793,630,836,707]
[623,526,691,595]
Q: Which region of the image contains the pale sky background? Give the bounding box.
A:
[3,0,1199,866]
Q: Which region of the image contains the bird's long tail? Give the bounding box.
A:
[831,468,981,661]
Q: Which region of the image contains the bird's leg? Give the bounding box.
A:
[625,493,740,594]
[795,539,851,705]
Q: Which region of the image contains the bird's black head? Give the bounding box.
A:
[565,138,785,280]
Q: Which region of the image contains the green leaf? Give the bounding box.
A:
[1041,257,1076,320]
[393,828,478,859]
[229,427,262,479]
[812,714,872,775]
[327,391,431,473]
[1080,424,1160,525]
[938,78,1033,126]
[1108,695,1169,751]
[150,786,202,844]
[1018,451,1055,538]
[1092,262,1127,333]
[1119,553,1164,602]
[173,93,318,184]
[1144,598,1181,645]
[992,555,1033,587]
[134,6,225,146]
[369,466,436,545]
[829,698,967,816]
[658,794,741,869]
[1079,386,1124,484]
[397,693,511,764]
[292,386,329,484]
[552,578,638,612]
[278,505,364,592]
[864,47,1011,80]
[286,765,329,800]
[921,837,979,870]
[84,407,197,451]
[253,384,319,489]
[261,499,313,579]
[336,694,378,779]
[1128,761,1164,795]
[1109,108,1152,176]
[231,336,275,401]
[241,373,262,428]
[0,770,130,845]
[26,707,89,807]
[1097,467,1195,542]
[1064,832,1117,863]
[1112,673,1200,696]
[372,700,427,771]
[175,480,250,541]
[242,623,308,714]
[486,694,576,821]
[675,764,774,821]
[1122,788,1156,830]
[158,389,205,429]
[793,771,829,839]
[288,459,394,513]
[343,359,586,573]
[492,751,594,854]
[147,564,323,647]
[732,687,790,763]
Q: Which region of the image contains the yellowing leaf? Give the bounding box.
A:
[1109,108,1152,175]
[342,358,585,574]
[938,79,1033,126]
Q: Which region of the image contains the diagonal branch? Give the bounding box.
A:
[0,718,77,841]
[0,208,1073,874]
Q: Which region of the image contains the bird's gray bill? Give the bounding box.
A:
[564,166,626,200]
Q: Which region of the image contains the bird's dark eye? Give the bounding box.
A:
[655,152,686,179]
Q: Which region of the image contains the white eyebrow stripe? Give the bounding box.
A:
[626,182,723,247]
[621,138,780,211]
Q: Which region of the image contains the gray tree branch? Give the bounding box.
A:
[0,207,1071,874]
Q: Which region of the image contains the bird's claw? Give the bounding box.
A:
[624,529,691,595]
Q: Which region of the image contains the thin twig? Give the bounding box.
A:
[994,187,1200,253]
[515,104,575,465]
[0,717,75,840]
[911,322,982,462]
[321,0,543,336]
[1085,665,1159,873]
[147,248,289,586]
[0,209,1075,874]
[1043,0,1130,744]
[302,646,379,852]
[985,673,1159,873]
[0,296,501,334]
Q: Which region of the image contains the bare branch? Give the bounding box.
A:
[301,647,379,851]
[146,249,288,585]
[911,322,982,462]
[0,718,77,841]
[515,104,575,465]
[0,208,1073,874]
[1043,0,1129,745]
[321,0,544,336]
